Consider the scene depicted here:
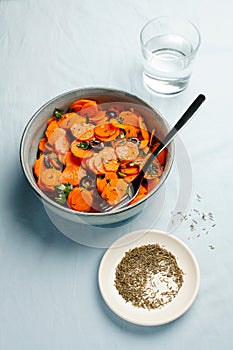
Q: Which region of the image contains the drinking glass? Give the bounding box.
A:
[140,16,201,95]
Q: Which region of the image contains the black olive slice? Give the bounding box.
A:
[89,140,104,150]
[80,175,95,190]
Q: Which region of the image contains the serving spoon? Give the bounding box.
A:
[99,94,206,212]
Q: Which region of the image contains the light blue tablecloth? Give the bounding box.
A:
[1,0,232,349]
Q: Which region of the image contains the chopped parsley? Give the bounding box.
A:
[77,141,90,150]
[118,171,127,178]
[117,116,124,124]
[53,108,64,121]
[54,182,73,204]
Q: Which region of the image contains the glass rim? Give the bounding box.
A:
[140,15,201,59]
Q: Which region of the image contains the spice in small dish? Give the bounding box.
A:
[114,244,184,310]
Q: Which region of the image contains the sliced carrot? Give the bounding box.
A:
[45,120,59,139]
[101,185,121,206]
[67,187,92,212]
[37,181,55,195]
[57,112,74,126]
[93,153,106,174]
[40,168,62,191]
[79,106,98,118]
[115,179,128,197]
[139,116,149,140]
[96,172,118,194]
[139,139,149,149]
[94,123,118,138]
[39,138,47,152]
[58,113,86,129]
[33,154,44,178]
[96,172,119,192]
[69,99,98,117]
[79,102,98,118]
[130,193,146,205]
[77,128,94,141]
[130,184,147,205]
[152,143,167,165]
[96,173,113,194]
[36,159,58,196]
[157,148,167,166]
[115,141,139,161]
[85,147,117,174]
[103,178,126,193]
[91,147,118,174]
[149,128,156,149]
[120,164,139,175]
[85,153,99,174]
[146,177,160,192]
[47,127,66,145]
[96,128,120,141]
[70,99,97,108]
[138,184,147,195]
[71,141,92,159]
[103,159,119,172]
[68,103,82,113]
[134,193,145,203]
[119,111,139,127]
[47,116,56,126]
[106,172,118,180]
[101,178,127,206]
[80,100,97,107]
[101,146,117,162]
[124,125,138,138]
[60,165,80,186]
[54,134,70,154]
[70,122,95,139]
[69,99,95,112]
[122,174,138,182]
[89,111,108,124]
[63,151,81,167]
[96,177,106,194]
[109,118,125,128]
[34,159,41,179]
[34,155,48,186]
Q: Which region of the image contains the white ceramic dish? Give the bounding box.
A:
[98,229,200,326]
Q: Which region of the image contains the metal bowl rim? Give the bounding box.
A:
[20,86,174,218]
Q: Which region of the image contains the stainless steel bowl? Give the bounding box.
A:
[20,87,174,226]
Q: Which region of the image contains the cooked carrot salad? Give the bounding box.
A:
[33,99,167,212]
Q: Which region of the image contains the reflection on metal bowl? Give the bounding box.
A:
[20,88,174,239]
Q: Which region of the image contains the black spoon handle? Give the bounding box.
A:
[135,94,206,183]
